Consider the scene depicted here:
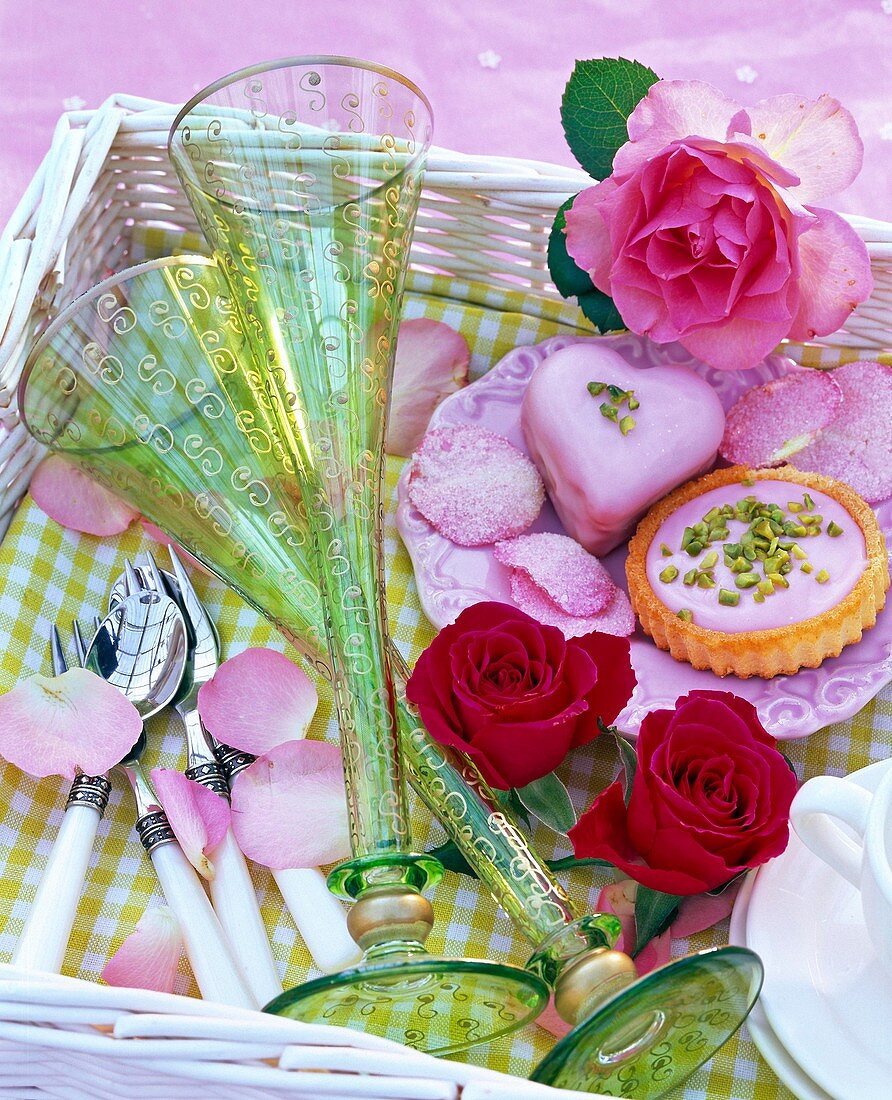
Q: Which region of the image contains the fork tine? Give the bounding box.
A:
[71,620,88,667]
[168,546,205,625]
[139,550,165,594]
[122,559,140,596]
[50,626,68,675]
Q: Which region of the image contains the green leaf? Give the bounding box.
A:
[599,719,638,805]
[561,57,659,181]
[499,786,532,830]
[633,886,682,956]
[547,196,625,334]
[514,774,577,835]
[549,854,614,872]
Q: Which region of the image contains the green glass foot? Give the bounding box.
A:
[264,957,549,1056]
[531,947,763,1097]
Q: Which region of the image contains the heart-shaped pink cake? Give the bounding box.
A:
[521,343,725,556]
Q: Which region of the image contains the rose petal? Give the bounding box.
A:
[792,360,892,502]
[494,533,616,615]
[230,740,350,870]
[30,455,138,536]
[386,319,470,457]
[101,907,184,994]
[0,669,143,780]
[596,878,638,952]
[747,93,863,203]
[788,207,873,341]
[510,571,635,639]
[407,425,544,546]
[671,880,743,939]
[720,368,844,465]
[613,80,746,178]
[563,181,618,291]
[677,307,796,374]
[535,998,573,1039]
[197,648,318,755]
[151,768,231,881]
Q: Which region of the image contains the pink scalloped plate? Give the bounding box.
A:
[395,334,892,740]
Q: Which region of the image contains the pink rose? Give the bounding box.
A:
[565,81,872,371]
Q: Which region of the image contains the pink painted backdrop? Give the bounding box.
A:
[1,0,890,223]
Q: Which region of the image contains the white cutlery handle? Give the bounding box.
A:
[272,867,361,974]
[150,842,256,1008]
[12,803,101,973]
[209,827,282,1007]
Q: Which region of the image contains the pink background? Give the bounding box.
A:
[2,0,890,223]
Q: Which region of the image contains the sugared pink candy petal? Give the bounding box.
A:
[30,455,138,536]
[151,768,231,881]
[408,425,545,546]
[720,369,843,466]
[387,319,470,458]
[198,648,318,756]
[495,533,615,615]
[102,907,184,994]
[792,361,892,503]
[230,740,350,870]
[510,572,635,639]
[0,669,143,780]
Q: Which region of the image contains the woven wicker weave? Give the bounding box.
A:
[0,94,890,1098]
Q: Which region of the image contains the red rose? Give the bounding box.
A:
[569,690,798,895]
[406,602,635,790]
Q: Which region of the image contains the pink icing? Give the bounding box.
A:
[521,344,725,556]
[645,481,868,632]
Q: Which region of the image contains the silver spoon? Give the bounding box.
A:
[85,574,255,1008]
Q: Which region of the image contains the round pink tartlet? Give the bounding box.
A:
[521,343,725,556]
[646,481,867,632]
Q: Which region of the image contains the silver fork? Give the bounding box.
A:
[137,549,283,1005]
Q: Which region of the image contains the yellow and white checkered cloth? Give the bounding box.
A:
[0,248,889,1097]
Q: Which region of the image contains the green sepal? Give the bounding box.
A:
[514,773,577,835]
[599,719,638,805]
[547,196,625,333]
[633,885,683,957]
[560,56,659,182]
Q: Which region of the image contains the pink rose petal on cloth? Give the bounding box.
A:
[0,669,142,780]
[151,768,231,881]
[408,425,545,546]
[231,740,350,870]
[720,369,844,466]
[596,879,671,976]
[386,319,470,457]
[510,571,635,639]
[101,907,184,994]
[494,533,614,615]
[792,361,892,503]
[671,880,742,939]
[747,93,863,203]
[198,648,318,755]
[613,80,747,178]
[30,455,138,536]
[788,207,873,341]
[535,998,572,1039]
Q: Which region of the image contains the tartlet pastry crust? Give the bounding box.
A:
[626,465,890,678]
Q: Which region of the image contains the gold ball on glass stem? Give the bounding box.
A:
[553,948,638,1025]
[346,887,435,952]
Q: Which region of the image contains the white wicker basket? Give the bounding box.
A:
[0,94,889,1098]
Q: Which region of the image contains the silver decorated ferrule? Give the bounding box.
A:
[66,773,112,816]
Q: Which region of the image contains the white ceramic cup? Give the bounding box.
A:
[791,766,892,976]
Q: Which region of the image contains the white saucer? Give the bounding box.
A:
[743,758,892,1100]
[730,872,832,1100]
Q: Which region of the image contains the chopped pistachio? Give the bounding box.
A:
[768,572,789,588]
[697,573,716,589]
[801,561,814,574]
[686,540,703,557]
[827,521,844,537]
[701,550,719,570]
[740,477,756,487]
[627,396,640,411]
[659,565,679,583]
[619,415,636,435]
[683,568,698,586]
[606,384,627,404]
[735,572,761,589]
[676,608,694,622]
[791,543,808,560]
[718,589,740,606]
[753,591,766,603]
[599,402,618,422]
[587,381,606,396]
[724,543,743,560]
[660,542,673,557]
[757,578,775,596]
[743,545,757,562]
[681,526,696,551]
[731,556,752,575]
[787,501,804,513]
[816,568,830,584]
[803,493,815,511]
